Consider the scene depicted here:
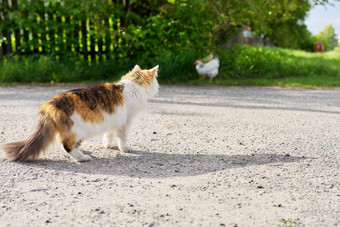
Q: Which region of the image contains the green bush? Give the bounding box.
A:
[0,50,200,83]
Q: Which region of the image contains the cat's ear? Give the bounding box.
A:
[149,65,159,77]
[133,65,141,71]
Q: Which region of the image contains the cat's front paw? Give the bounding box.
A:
[118,144,133,153]
[80,154,92,162]
[69,149,93,162]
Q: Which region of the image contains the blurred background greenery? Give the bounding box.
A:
[0,0,339,87]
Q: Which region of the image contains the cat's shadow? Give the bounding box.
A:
[26,150,305,178]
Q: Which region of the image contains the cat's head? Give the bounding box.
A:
[122,65,159,97]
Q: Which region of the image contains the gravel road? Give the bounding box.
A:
[0,85,339,227]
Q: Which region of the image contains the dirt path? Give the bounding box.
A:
[0,85,339,227]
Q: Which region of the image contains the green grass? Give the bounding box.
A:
[191,45,340,88]
[1,45,340,88]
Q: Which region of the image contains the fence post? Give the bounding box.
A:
[73,19,80,54]
[66,16,72,52]
[32,12,39,54]
[104,18,111,59]
[81,20,87,60]
[56,7,63,56]
[89,20,95,62]
[97,22,104,62]
[47,12,55,54]
[12,0,21,54]
[38,0,46,54]
[1,0,12,56]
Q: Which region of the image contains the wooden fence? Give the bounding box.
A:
[0,0,129,61]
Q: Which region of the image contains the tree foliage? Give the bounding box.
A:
[316,25,338,51]
[0,0,338,59]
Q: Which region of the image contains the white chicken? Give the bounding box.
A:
[194,54,220,82]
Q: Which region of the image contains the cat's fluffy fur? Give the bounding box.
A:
[1,65,159,162]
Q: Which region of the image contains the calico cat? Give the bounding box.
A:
[1,65,159,162]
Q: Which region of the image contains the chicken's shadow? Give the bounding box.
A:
[28,151,305,178]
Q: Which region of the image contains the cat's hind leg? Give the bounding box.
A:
[103,131,115,148]
[62,135,92,162]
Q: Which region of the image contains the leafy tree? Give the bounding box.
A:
[257,1,313,50]
[170,0,336,50]
[316,25,338,51]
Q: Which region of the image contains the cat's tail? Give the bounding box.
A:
[1,115,56,162]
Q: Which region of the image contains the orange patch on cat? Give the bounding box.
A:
[122,68,154,87]
[40,83,125,124]
[68,92,104,124]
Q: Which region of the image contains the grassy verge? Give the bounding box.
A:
[208,45,340,88]
[1,45,340,88]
